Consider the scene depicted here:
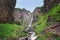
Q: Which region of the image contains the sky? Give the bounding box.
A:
[15,0,44,12]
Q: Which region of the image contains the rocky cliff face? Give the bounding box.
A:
[13,8,23,24]
[44,0,60,25]
[22,9,32,27]
[44,0,60,13]
[0,0,16,23]
[13,8,32,26]
[33,7,42,23]
[42,0,60,40]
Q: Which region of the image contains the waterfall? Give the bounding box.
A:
[25,14,37,40]
[26,14,33,31]
[20,14,37,40]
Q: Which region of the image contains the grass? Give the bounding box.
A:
[32,3,60,40]
[0,23,26,40]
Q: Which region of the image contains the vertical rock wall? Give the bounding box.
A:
[44,0,60,13]
[33,7,42,23]
[0,0,16,23]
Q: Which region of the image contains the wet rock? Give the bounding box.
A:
[19,36,28,40]
[0,0,16,23]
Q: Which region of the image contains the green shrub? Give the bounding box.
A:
[0,23,25,40]
[32,3,60,40]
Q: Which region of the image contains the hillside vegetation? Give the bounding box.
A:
[32,3,60,40]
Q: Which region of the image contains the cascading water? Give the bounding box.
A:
[26,14,33,31]
[26,14,37,40]
[20,13,37,40]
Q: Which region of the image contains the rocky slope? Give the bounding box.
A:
[0,0,16,23]
[44,0,60,13]
[13,8,32,27]
[32,0,60,40]
[13,8,23,24]
[33,7,42,23]
[44,0,60,25]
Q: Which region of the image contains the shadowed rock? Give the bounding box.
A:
[33,7,42,23]
[44,0,60,13]
[0,0,16,23]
